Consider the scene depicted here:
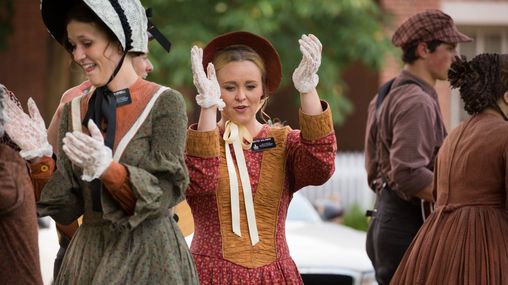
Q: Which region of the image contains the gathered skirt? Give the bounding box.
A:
[55,216,198,285]
[391,205,508,285]
[192,254,303,285]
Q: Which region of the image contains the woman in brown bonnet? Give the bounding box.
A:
[391,53,508,284]
[185,31,337,284]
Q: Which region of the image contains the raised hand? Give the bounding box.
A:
[190,46,225,110]
[3,89,53,160]
[62,120,112,182]
[292,34,322,93]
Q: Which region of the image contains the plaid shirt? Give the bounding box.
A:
[364,70,447,200]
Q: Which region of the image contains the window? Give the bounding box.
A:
[451,27,508,128]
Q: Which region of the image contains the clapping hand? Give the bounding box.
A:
[2,87,53,160]
[190,46,225,110]
[292,34,322,93]
[62,120,113,182]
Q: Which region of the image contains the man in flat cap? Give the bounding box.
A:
[363,9,471,285]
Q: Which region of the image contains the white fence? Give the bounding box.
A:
[300,152,375,211]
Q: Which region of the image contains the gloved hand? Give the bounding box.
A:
[62,120,113,182]
[3,94,53,160]
[190,46,225,110]
[292,34,322,93]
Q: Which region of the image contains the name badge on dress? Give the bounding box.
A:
[113,89,132,107]
[251,137,276,152]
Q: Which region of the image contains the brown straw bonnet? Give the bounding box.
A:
[202,31,282,94]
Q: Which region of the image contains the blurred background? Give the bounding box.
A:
[1,0,508,283]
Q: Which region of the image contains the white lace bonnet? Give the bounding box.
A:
[41,0,148,53]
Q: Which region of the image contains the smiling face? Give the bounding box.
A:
[217,60,265,128]
[66,20,122,87]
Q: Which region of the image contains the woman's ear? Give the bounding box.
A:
[503,91,508,105]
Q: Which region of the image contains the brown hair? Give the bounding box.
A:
[62,1,121,57]
[449,54,508,115]
[401,40,444,64]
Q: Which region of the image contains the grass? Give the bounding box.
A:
[342,203,369,232]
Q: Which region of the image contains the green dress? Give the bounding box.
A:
[38,81,198,285]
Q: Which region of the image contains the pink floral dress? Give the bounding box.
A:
[185,102,337,284]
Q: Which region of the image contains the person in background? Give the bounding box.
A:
[185,31,336,284]
[391,53,508,284]
[4,0,198,283]
[0,84,43,285]
[364,10,472,285]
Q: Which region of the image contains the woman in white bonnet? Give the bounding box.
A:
[4,0,198,284]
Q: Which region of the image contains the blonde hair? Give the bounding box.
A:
[212,44,276,124]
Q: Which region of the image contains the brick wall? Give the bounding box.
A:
[380,0,441,82]
[0,0,51,120]
[335,62,379,151]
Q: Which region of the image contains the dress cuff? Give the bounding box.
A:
[299,100,334,141]
[100,161,128,191]
[186,124,220,157]
[29,156,55,178]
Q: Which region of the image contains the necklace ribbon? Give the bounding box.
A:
[223,121,259,245]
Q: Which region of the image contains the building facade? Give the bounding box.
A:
[1,0,507,150]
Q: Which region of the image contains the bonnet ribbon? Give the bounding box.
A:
[81,87,116,212]
[223,120,259,245]
[81,53,126,212]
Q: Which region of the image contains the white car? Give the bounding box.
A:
[286,192,376,285]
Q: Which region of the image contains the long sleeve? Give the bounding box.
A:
[364,97,379,189]
[185,125,221,196]
[29,157,55,201]
[100,89,190,229]
[389,96,436,199]
[0,147,30,214]
[101,161,136,215]
[0,164,23,213]
[0,146,43,285]
[287,101,337,191]
[37,103,84,225]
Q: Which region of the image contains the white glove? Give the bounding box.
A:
[292,34,322,93]
[3,95,53,160]
[190,46,225,110]
[62,120,113,182]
